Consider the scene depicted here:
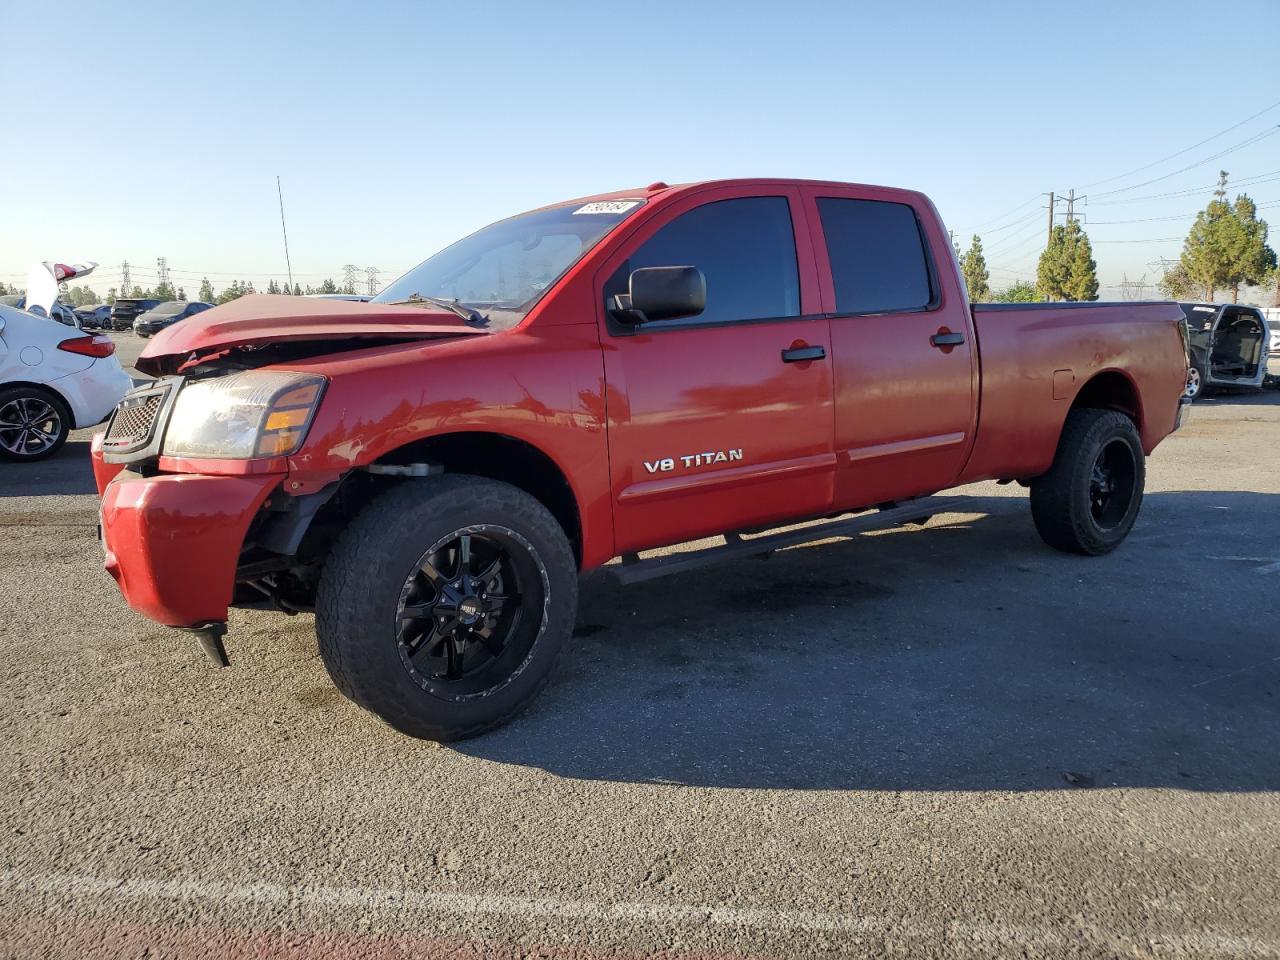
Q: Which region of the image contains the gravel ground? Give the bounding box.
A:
[1,333,1278,958]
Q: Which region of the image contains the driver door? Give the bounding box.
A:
[596,186,836,555]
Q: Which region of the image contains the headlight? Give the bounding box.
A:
[162,371,326,459]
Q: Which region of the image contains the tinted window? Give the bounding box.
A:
[609,197,799,326]
[817,198,932,314]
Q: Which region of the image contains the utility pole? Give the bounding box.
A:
[1062,188,1086,225]
[365,266,380,297]
[1046,192,1055,246]
[156,257,170,295]
[277,176,294,293]
[342,264,359,296]
[120,260,131,296]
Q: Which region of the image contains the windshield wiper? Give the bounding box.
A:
[390,293,488,325]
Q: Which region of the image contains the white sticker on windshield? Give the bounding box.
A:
[573,200,641,215]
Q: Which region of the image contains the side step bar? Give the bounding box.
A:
[606,496,973,586]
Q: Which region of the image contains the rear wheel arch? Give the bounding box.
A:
[1068,370,1143,437]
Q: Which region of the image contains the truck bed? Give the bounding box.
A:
[960,301,1187,485]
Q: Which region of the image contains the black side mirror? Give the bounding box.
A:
[611,266,705,325]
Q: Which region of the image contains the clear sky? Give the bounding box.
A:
[2,0,1277,301]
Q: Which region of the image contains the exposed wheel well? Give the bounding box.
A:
[1070,371,1142,430]
[371,432,582,564]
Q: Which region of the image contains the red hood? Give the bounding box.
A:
[136,295,488,375]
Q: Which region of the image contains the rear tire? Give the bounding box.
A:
[315,475,577,741]
[0,385,72,462]
[1030,408,1145,556]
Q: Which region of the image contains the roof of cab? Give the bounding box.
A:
[528,178,930,215]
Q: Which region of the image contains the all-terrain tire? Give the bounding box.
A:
[1030,408,1145,556]
[0,385,72,462]
[315,475,577,741]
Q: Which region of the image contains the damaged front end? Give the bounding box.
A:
[94,295,489,665]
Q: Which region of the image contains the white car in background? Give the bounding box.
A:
[0,262,132,461]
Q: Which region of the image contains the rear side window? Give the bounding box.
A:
[608,197,800,326]
[817,198,933,314]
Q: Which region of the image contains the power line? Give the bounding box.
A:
[979,208,1043,235]
[1080,98,1280,188]
[1088,171,1280,206]
[972,194,1043,230]
[1089,127,1280,199]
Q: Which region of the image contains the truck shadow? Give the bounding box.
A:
[457,491,1280,792]
[0,438,98,497]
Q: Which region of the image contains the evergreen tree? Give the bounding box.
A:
[318,278,339,294]
[293,283,303,296]
[1225,194,1275,303]
[198,277,216,303]
[1182,171,1238,301]
[177,286,187,301]
[960,235,991,302]
[106,287,117,305]
[266,279,281,295]
[215,280,252,305]
[154,280,176,301]
[1037,220,1098,301]
[1064,223,1099,301]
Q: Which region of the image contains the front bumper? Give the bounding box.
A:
[1173,397,1192,431]
[99,467,281,626]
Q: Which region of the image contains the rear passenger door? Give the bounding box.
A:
[597,186,835,555]
[805,188,978,510]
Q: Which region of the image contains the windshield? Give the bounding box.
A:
[1179,303,1218,331]
[373,199,645,328]
[147,301,187,317]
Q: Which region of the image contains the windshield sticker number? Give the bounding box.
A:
[573,200,641,215]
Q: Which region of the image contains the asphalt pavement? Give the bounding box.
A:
[1,332,1278,958]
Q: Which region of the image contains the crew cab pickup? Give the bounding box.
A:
[92,179,1190,740]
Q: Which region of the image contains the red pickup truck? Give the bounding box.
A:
[93,179,1190,740]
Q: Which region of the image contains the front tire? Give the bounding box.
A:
[0,386,72,462]
[1184,363,1206,401]
[315,475,578,741]
[1030,408,1145,556]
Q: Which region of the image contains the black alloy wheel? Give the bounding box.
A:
[395,527,540,699]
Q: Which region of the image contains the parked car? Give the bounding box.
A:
[50,301,82,328]
[133,300,213,338]
[108,297,163,331]
[0,302,132,461]
[1180,302,1270,400]
[1263,308,1280,369]
[0,294,82,329]
[75,304,112,330]
[92,178,1189,740]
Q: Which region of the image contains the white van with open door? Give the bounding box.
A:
[1180,302,1270,400]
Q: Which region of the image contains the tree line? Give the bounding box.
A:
[102,276,358,306]
[955,170,1275,305]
